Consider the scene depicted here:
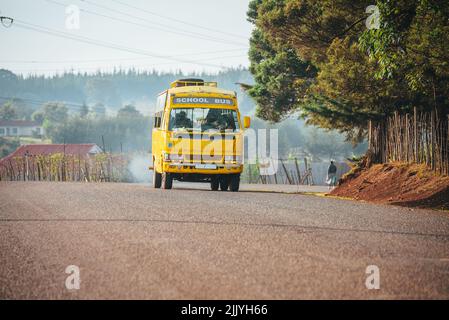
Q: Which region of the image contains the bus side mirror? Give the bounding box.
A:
[243,116,251,129]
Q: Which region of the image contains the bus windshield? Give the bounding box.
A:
[168,108,240,133]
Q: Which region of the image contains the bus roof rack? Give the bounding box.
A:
[170,79,217,88]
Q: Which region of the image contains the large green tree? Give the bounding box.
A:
[246,28,317,122]
[246,0,447,141]
[0,103,17,120]
[359,0,449,110]
[0,99,34,120]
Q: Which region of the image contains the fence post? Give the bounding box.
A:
[78,155,81,182]
[8,160,14,181]
[294,158,301,185]
[368,120,372,150]
[280,159,293,185]
[304,158,309,185]
[394,111,399,162]
[405,113,409,162]
[414,107,418,163]
[22,157,26,181]
[431,109,436,170]
[446,114,449,175]
[25,154,30,181]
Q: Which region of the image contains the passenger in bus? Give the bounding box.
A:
[173,111,193,129]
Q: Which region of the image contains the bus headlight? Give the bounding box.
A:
[163,153,184,162]
[224,156,243,164]
[170,154,184,162]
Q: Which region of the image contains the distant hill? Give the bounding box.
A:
[0,68,256,116]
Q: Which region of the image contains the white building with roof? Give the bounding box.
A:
[0,120,45,137]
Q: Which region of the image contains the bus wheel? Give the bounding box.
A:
[229,174,240,192]
[210,177,219,191]
[162,172,173,190]
[153,171,162,188]
[219,175,229,191]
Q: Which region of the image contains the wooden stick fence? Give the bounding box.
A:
[368,109,449,175]
[242,158,349,185]
[0,153,132,182]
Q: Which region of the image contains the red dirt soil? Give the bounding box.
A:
[330,163,449,210]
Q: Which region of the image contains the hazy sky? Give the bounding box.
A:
[0,0,252,76]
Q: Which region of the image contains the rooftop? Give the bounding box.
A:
[0,120,42,127]
[0,144,103,165]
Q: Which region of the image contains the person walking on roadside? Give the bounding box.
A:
[327,161,338,190]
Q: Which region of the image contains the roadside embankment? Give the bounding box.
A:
[330,162,449,210]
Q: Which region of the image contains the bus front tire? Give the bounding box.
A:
[153,171,162,189]
[211,177,219,191]
[162,172,173,190]
[219,176,229,191]
[229,174,240,192]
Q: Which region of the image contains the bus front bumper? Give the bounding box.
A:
[163,162,243,174]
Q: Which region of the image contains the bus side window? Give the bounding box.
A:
[154,92,167,129]
[154,111,163,128]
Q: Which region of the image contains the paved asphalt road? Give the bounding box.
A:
[1,181,449,299]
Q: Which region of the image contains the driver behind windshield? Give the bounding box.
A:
[223,113,236,131]
[202,109,228,131]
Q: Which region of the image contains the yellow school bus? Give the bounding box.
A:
[151,79,250,191]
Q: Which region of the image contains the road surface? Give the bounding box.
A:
[1,181,448,299]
